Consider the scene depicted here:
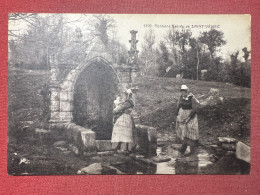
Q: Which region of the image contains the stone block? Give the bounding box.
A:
[50,87,60,93]
[135,124,157,156]
[60,91,74,102]
[77,163,103,175]
[77,163,124,175]
[50,111,60,121]
[221,143,236,151]
[50,91,59,101]
[66,71,78,81]
[81,130,96,148]
[61,80,74,91]
[83,151,97,158]
[236,141,250,163]
[35,128,52,144]
[102,164,125,175]
[97,151,114,156]
[50,100,60,111]
[68,144,80,155]
[59,112,73,122]
[151,156,171,163]
[65,123,96,155]
[218,137,237,143]
[53,140,67,147]
[60,101,73,112]
[96,140,113,151]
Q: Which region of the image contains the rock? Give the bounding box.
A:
[77,163,103,175]
[218,137,237,151]
[35,128,52,144]
[35,128,51,134]
[209,88,220,96]
[97,151,115,156]
[209,154,219,162]
[135,157,156,166]
[170,144,182,150]
[135,154,145,159]
[151,156,171,163]
[77,163,125,175]
[210,145,219,149]
[83,151,97,158]
[96,140,112,151]
[53,141,67,147]
[135,124,157,156]
[129,154,144,159]
[55,146,68,152]
[90,156,102,161]
[81,130,96,148]
[218,137,237,143]
[236,141,250,163]
[200,88,224,106]
[101,164,125,175]
[62,151,72,155]
[65,123,96,153]
[215,148,224,155]
[157,142,165,147]
[221,143,236,151]
[68,144,80,155]
[226,151,236,156]
[116,150,129,155]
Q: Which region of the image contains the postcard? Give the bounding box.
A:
[8,13,251,175]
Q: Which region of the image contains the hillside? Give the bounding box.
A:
[7,69,251,146]
[134,76,250,145]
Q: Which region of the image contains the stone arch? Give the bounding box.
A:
[58,56,120,139]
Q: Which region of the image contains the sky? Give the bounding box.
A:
[9,14,251,60]
[113,14,251,60]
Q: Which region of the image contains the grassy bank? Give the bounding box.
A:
[7,70,251,146]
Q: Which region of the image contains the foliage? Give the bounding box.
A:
[156,42,173,77]
[199,29,226,59]
[139,30,158,76]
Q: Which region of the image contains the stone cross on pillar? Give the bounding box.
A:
[126,30,140,122]
[128,30,139,75]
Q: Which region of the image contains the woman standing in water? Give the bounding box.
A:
[176,85,199,156]
[111,89,135,153]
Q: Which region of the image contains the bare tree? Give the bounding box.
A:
[139,29,157,75]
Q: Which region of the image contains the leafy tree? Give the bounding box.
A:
[242,47,251,63]
[9,14,68,69]
[156,42,173,77]
[199,29,226,60]
[175,29,192,53]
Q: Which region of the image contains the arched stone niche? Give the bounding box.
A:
[73,58,119,139]
[49,56,120,139]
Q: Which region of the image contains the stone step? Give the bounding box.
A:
[236,141,250,163]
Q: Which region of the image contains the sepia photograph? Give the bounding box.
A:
[7,13,251,175]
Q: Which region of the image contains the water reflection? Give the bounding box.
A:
[156,159,176,174]
[155,146,213,174]
[112,160,157,174]
[112,144,249,175]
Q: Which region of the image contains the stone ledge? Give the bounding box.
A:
[65,123,96,154]
[135,124,157,157]
[60,101,73,112]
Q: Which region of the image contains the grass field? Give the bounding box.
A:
[8,69,251,146]
[7,69,251,175]
[134,76,250,146]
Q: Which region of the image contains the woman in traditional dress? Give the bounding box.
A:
[111,89,135,153]
[175,85,199,156]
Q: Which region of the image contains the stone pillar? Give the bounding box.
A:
[128,30,140,122]
[116,30,141,122]
[49,64,61,123]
